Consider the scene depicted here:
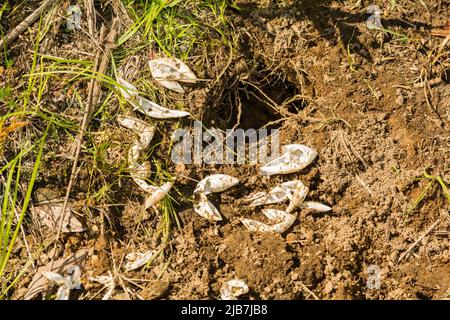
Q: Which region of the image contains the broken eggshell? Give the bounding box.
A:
[260,144,318,176]
[133,95,191,119]
[149,57,198,93]
[116,77,139,101]
[302,201,332,212]
[194,174,239,195]
[116,77,191,119]
[220,279,249,300]
[144,181,174,209]
[89,273,115,300]
[240,209,297,234]
[366,5,383,30]
[42,265,81,300]
[193,174,239,222]
[286,181,309,213]
[124,250,154,271]
[117,115,158,195]
[247,180,303,207]
[33,202,85,233]
[194,197,222,222]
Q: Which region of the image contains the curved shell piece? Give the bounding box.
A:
[124,250,154,271]
[42,265,81,300]
[89,274,115,300]
[302,201,332,212]
[149,57,198,93]
[116,77,190,119]
[118,116,157,194]
[248,180,304,207]
[259,144,318,176]
[144,181,174,209]
[117,77,139,100]
[133,96,191,119]
[240,209,297,234]
[117,115,155,147]
[194,198,222,222]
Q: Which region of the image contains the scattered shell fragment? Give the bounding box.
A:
[366,5,383,30]
[302,201,332,212]
[260,144,318,175]
[66,5,82,31]
[246,180,302,207]
[194,174,240,195]
[220,279,249,300]
[194,197,222,221]
[118,115,157,194]
[149,57,198,93]
[117,77,139,101]
[42,265,81,300]
[24,250,87,300]
[133,95,191,119]
[286,181,309,213]
[240,209,297,234]
[124,250,154,271]
[144,181,174,209]
[285,181,331,213]
[89,272,115,300]
[117,77,191,119]
[193,174,239,222]
[33,202,85,233]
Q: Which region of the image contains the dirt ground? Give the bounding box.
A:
[1,0,449,300]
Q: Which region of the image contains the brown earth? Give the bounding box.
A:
[1,0,449,300]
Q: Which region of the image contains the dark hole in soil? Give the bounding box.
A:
[442,68,450,84]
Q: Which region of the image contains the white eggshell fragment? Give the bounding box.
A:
[240,209,297,234]
[144,181,174,209]
[118,115,159,195]
[248,180,303,207]
[89,273,115,300]
[149,57,198,93]
[42,265,81,300]
[220,279,249,300]
[133,96,191,119]
[116,77,191,119]
[116,77,139,100]
[286,181,309,213]
[194,198,222,222]
[302,201,332,212]
[193,174,239,222]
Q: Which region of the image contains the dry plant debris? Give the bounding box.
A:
[220,279,249,300]
[148,58,198,93]
[1,0,449,301]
